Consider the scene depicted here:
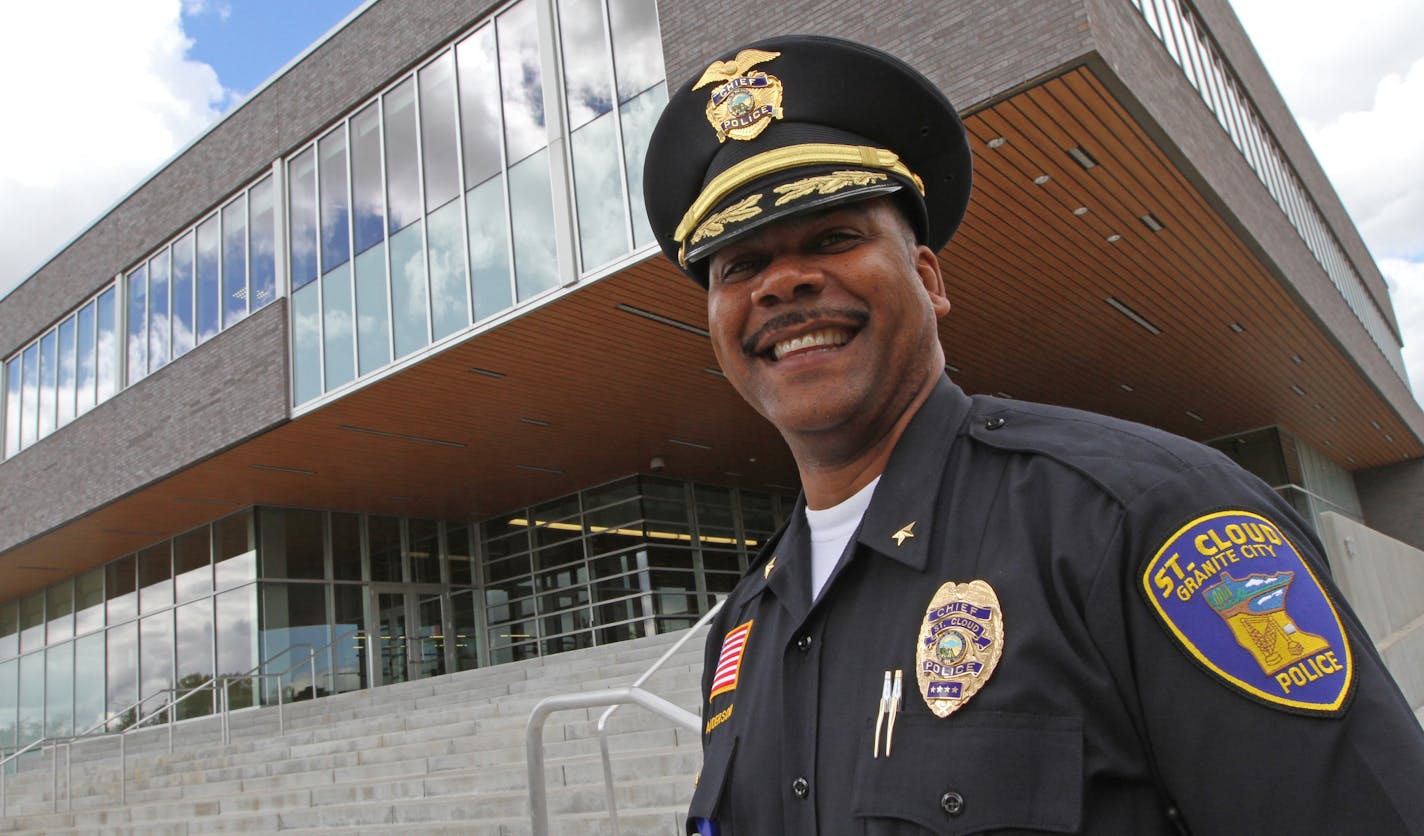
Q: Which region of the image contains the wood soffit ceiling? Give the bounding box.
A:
[4,67,1420,597]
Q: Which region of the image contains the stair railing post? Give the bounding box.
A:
[50,743,58,813]
[119,731,126,805]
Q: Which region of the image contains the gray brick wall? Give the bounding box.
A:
[0,302,289,555]
[1355,458,1424,552]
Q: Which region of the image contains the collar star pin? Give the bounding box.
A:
[763,556,778,578]
[892,522,916,546]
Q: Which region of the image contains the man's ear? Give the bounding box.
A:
[915,245,951,318]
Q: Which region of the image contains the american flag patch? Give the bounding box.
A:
[709,620,754,701]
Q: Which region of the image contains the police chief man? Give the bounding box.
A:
[641,34,1424,835]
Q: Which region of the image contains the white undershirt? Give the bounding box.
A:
[805,476,881,602]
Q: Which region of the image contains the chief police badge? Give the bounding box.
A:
[1141,510,1353,714]
[915,580,1004,717]
[692,49,784,142]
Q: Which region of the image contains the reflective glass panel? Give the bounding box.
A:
[18,652,43,744]
[368,516,402,583]
[322,263,356,390]
[37,330,56,437]
[467,174,513,319]
[148,251,170,373]
[420,52,461,212]
[619,83,665,247]
[409,519,441,584]
[174,525,213,602]
[73,632,105,733]
[450,590,480,672]
[508,150,558,300]
[20,344,37,448]
[222,195,248,328]
[139,611,173,723]
[6,356,21,456]
[292,280,322,404]
[319,127,352,274]
[46,581,73,643]
[96,287,119,401]
[571,112,627,269]
[447,523,473,586]
[288,148,319,291]
[456,25,502,190]
[74,567,105,636]
[384,78,422,233]
[332,584,367,693]
[250,176,277,310]
[331,512,363,581]
[214,510,256,592]
[57,315,76,426]
[196,215,222,342]
[427,199,469,340]
[106,621,138,730]
[45,641,72,737]
[215,585,257,709]
[609,0,663,102]
[125,266,147,385]
[19,593,43,654]
[354,242,391,375]
[498,0,547,162]
[259,583,329,703]
[259,507,326,580]
[138,542,173,613]
[174,599,214,719]
[559,0,614,130]
[76,300,96,414]
[351,102,385,255]
[106,554,137,624]
[0,659,14,747]
[172,232,196,358]
[414,593,446,679]
[389,220,429,359]
[0,601,16,659]
[375,592,408,684]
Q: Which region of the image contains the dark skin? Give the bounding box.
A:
[705,197,951,509]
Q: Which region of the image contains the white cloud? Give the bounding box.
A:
[0,0,226,299]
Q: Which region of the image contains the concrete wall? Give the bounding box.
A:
[1318,511,1424,722]
[1355,457,1424,552]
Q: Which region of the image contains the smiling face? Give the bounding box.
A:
[705,198,951,464]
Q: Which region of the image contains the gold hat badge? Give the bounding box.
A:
[693,49,784,142]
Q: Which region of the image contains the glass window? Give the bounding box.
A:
[409,519,442,584]
[57,315,76,427]
[0,658,15,748]
[498,0,547,164]
[571,112,627,269]
[292,279,322,404]
[174,599,214,719]
[467,174,513,319]
[222,195,249,328]
[138,542,173,613]
[322,263,356,390]
[172,232,196,358]
[368,515,403,583]
[509,150,558,300]
[73,632,105,733]
[450,589,480,672]
[214,510,256,591]
[289,147,319,292]
[259,583,329,704]
[19,592,44,654]
[259,507,326,580]
[250,176,278,311]
[174,525,213,602]
[384,78,422,233]
[148,250,170,373]
[355,242,392,376]
[38,330,57,438]
[419,52,461,212]
[75,300,97,415]
[126,267,149,386]
[619,83,665,247]
[46,581,73,644]
[5,356,21,457]
[457,25,503,190]
[331,512,363,581]
[106,554,137,624]
[0,600,17,659]
[139,610,174,722]
[448,523,474,586]
[428,199,470,340]
[74,568,105,636]
[559,0,614,131]
[389,221,430,359]
[196,215,222,342]
[106,621,138,730]
[46,641,73,737]
[18,651,43,744]
[215,585,257,710]
[96,286,119,402]
[608,0,663,102]
[351,103,386,255]
[20,343,38,448]
[319,127,352,274]
[332,584,367,693]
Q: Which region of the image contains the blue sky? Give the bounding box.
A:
[0,0,1420,399]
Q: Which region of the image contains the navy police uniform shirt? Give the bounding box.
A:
[688,377,1424,834]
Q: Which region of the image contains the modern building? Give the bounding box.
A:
[3,0,1422,751]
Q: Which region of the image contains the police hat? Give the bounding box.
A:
[643,35,972,286]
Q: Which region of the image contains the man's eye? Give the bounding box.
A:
[718,257,760,283]
[814,230,857,249]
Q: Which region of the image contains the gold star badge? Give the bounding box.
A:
[763,556,778,578]
[892,522,916,546]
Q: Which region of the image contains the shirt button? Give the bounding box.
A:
[792,777,810,799]
[795,633,812,652]
[984,416,1006,430]
[941,791,965,816]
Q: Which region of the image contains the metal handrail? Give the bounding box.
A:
[526,600,723,836]
[218,628,360,744]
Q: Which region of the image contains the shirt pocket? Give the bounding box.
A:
[687,733,738,834]
[851,712,1082,835]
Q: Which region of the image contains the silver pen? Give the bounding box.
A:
[886,669,903,757]
[873,670,892,758]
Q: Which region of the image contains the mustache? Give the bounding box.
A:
[741,307,870,356]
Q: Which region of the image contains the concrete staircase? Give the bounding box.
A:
[0,626,709,834]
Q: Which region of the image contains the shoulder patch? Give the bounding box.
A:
[1140,510,1353,714]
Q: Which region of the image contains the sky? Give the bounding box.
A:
[0,0,1420,395]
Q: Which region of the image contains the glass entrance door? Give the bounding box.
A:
[370,585,449,685]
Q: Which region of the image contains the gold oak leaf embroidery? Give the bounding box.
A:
[691,194,764,244]
[773,171,889,206]
[692,49,782,90]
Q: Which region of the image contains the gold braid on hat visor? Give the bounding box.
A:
[673,143,925,265]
